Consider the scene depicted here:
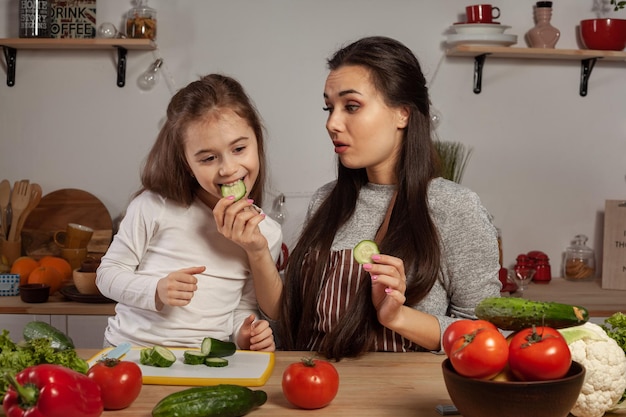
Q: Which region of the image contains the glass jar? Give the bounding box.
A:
[564,234,596,281]
[125,0,157,40]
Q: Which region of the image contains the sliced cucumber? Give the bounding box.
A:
[139,346,177,367]
[201,337,237,358]
[220,180,246,201]
[353,240,380,264]
[205,357,229,367]
[183,350,208,365]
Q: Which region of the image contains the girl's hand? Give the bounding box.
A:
[155,266,203,309]
[363,254,407,327]
[213,197,268,254]
[236,314,276,352]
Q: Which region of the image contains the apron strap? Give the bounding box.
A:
[374,191,397,245]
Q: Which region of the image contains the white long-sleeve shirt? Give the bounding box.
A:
[96,191,282,348]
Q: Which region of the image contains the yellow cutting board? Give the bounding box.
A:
[87,347,274,387]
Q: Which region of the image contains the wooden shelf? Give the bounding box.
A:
[446,45,626,96]
[0,38,157,87]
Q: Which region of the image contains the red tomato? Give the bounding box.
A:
[448,327,509,379]
[508,326,571,381]
[442,319,498,356]
[282,358,339,409]
[87,358,142,410]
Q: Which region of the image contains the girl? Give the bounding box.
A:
[279,36,501,360]
[97,74,283,350]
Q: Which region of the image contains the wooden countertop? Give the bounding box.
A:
[516,277,625,317]
[0,277,623,317]
[80,350,455,417]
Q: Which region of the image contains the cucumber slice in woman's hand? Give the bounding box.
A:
[353,240,380,264]
[221,180,246,201]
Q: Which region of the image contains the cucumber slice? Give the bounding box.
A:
[205,357,229,367]
[201,337,237,358]
[183,350,208,365]
[220,180,246,201]
[139,346,176,367]
[353,240,380,264]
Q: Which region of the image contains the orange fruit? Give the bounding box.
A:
[10,256,39,286]
[38,256,73,283]
[28,266,64,295]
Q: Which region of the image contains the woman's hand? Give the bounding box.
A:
[364,254,407,327]
[213,197,268,254]
[236,314,276,352]
[155,266,203,309]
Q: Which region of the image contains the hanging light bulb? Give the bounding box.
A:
[138,58,163,91]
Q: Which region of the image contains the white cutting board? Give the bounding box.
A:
[87,347,274,387]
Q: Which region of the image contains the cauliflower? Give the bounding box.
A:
[559,322,626,417]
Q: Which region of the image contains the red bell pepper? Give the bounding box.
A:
[3,364,103,417]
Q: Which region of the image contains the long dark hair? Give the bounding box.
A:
[279,36,441,360]
[138,74,267,206]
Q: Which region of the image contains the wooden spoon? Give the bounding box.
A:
[15,183,42,242]
[8,180,30,242]
[0,179,10,240]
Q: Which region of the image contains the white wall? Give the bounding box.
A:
[1,0,624,277]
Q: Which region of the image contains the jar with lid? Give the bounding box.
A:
[125,0,157,40]
[564,234,595,281]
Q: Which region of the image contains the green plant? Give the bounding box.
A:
[611,0,626,11]
[433,140,473,184]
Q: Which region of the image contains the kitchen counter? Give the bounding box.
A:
[79,350,454,417]
[0,293,115,315]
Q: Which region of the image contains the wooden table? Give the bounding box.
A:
[80,350,454,417]
[514,277,625,317]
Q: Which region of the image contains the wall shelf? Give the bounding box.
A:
[446,45,626,96]
[0,38,157,88]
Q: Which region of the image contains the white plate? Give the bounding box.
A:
[446,33,517,47]
[452,23,511,35]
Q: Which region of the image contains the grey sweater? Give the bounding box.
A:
[306,177,502,350]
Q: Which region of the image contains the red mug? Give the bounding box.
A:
[466,4,501,23]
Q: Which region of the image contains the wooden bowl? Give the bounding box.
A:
[442,359,584,417]
[19,283,51,303]
[72,269,100,295]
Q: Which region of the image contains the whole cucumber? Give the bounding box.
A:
[152,384,267,417]
[22,321,75,350]
[475,297,589,331]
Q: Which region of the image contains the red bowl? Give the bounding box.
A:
[580,18,626,51]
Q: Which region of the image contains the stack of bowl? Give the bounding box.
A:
[446,22,517,47]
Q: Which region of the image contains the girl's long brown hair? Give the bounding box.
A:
[279,36,442,360]
[138,74,267,207]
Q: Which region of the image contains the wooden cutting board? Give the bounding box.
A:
[21,188,113,259]
[87,348,275,387]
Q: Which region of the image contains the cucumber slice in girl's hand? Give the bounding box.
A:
[353,240,380,264]
[221,180,246,201]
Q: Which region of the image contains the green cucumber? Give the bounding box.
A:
[201,337,237,358]
[183,350,208,365]
[205,357,229,367]
[139,346,177,367]
[221,180,246,201]
[475,297,589,331]
[353,240,380,264]
[22,321,75,351]
[151,384,267,417]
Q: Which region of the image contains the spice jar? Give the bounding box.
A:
[564,234,595,281]
[125,0,157,40]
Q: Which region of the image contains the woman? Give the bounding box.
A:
[279,36,501,360]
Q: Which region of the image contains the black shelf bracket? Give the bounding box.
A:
[473,53,489,94]
[579,57,597,97]
[116,46,128,87]
[2,46,17,87]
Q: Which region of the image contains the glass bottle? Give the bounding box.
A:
[526,1,560,48]
[19,0,51,38]
[125,0,157,40]
[564,234,596,281]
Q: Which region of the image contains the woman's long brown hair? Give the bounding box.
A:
[279,36,442,360]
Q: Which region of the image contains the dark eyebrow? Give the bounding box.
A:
[323,89,362,99]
